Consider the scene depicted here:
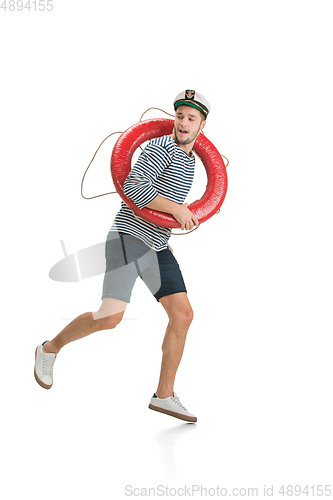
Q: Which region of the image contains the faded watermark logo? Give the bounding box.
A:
[49,240,106,282]
[49,233,162,298]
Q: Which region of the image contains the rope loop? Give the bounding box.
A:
[81,131,122,200]
[139,107,175,122]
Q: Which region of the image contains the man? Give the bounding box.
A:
[34,90,211,423]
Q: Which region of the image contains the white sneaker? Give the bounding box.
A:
[149,392,197,422]
[34,342,56,389]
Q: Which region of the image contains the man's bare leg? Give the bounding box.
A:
[43,298,127,355]
[155,292,194,398]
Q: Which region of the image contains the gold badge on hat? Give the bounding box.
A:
[185,90,195,100]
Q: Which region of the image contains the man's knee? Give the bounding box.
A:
[92,298,127,328]
[100,312,123,330]
[171,306,194,327]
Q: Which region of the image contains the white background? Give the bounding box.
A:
[1,0,332,498]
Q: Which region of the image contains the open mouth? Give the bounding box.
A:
[178,128,188,136]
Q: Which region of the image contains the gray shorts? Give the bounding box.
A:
[102,231,187,303]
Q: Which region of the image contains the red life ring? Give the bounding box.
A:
[110,118,228,228]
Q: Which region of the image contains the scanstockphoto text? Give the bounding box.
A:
[0,0,53,11]
[124,484,332,497]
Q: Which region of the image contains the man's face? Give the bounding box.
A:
[173,105,206,147]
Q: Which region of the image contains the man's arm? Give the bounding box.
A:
[123,142,170,209]
[145,194,199,231]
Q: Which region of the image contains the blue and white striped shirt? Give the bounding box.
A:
[110,135,195,250]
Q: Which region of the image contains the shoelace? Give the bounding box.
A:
[171,396,187,411]
[43,355,56,376]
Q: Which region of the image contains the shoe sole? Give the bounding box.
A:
[34,347,52,390]
[148,403,197,423]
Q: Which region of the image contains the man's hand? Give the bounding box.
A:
[173,203,199,231]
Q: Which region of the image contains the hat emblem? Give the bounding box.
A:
[185,89,195,100]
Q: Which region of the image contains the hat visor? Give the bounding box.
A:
[174,101,208,117]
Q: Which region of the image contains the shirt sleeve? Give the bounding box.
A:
[123,140,172,209]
